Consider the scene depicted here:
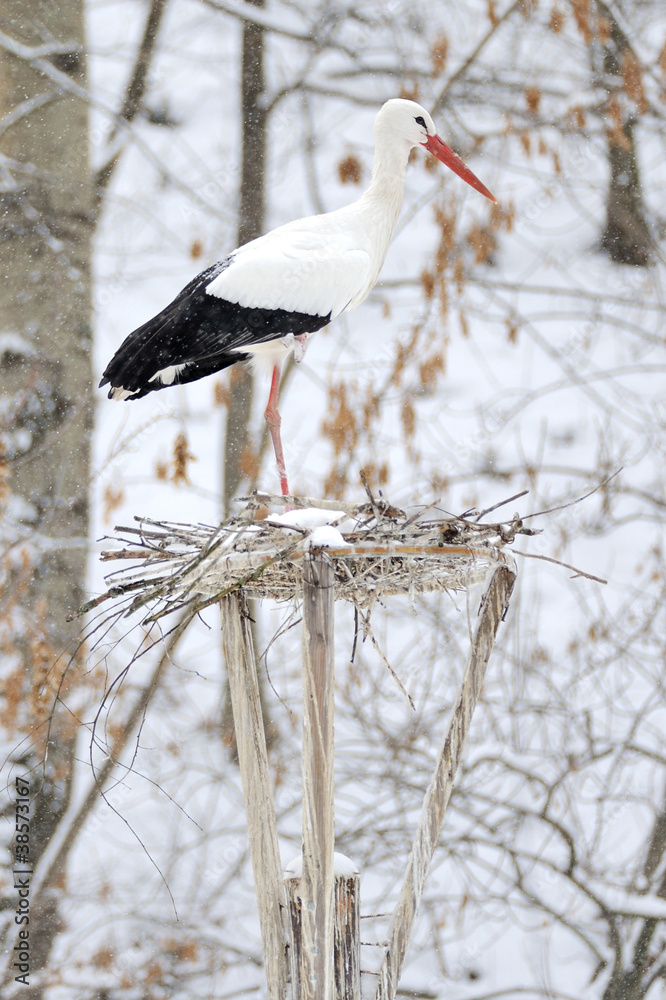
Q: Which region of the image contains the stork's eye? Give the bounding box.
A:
[414,116,426,128]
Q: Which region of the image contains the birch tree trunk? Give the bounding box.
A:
[0,1,93,996]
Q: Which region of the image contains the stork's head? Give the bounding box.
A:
[375,98,496,203]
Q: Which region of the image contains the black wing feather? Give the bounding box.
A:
[100,257,331,398]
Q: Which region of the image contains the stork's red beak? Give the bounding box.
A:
[423,134,496,203]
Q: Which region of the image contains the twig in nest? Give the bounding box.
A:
[357,608,415,710]
[359,468,375,505]
[350,605,360,664]
[236,492,362,514]
[401,499,442,530]
[474,490,530,522]
[510,549,607,584]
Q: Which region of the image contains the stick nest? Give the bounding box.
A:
[85,492,525,623]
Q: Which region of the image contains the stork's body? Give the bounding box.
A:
[100,99,495,494]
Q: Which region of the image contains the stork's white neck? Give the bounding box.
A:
[346,132,412,297]
[362,133,411,233]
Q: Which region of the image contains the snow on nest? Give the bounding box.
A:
[85,491,522,623]
[306,525,350,549]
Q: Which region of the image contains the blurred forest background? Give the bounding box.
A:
[1,0,665,997]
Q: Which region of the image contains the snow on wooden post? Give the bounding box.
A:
[220,593,288,1000]
[373,564,516,1000]
[295,550,336,1000]
[284,852,361,1000]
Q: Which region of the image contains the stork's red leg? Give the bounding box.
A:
[265,364,289,496]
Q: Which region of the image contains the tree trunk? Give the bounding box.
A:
[597,3,652,267]
[0,1,93,995]
[601,795,666,999]
[222,0,267,513]
[220,0,276,761]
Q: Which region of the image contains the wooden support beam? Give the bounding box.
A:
[374,564,516,1000]
[296,552,336,1000]
[220,594,288,1000]
[284,853,361,1000]
[334,857,361,1000]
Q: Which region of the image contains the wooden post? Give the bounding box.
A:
[284,852,361,1000]
[294,551,336,1000]
[334,856,361,1000]
[220,594,288,1000]
[374,564,516,1000]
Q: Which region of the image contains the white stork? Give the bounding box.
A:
[100,98,495,495]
